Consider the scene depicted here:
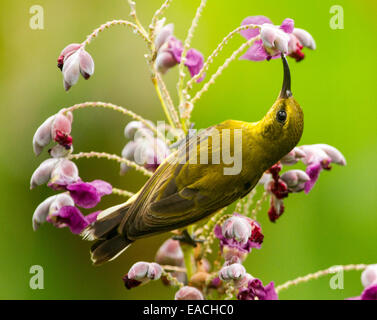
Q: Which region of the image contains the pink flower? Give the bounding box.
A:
[219,263,246,281]
[154,22,205,81]
[57,43,94,91]
[32,193,74,230]
[175,286,204,300]
[155,239,184,267]
[30,158,79,190]
[297,144,346,193]
[122,262,163,289]
[32,111,73,156]
[280,147,306,165]
[47,206,100,234]
[122,121,170,173]
[281,169,310,193]
[215,213,264,259]
[66,180,112,209]
[240,16,315,62]
[237,278,278,300]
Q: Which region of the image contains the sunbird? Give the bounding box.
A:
[84,54,304,265]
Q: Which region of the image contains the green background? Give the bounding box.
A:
[0,0,376,299]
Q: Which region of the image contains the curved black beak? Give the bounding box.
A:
[279,53,292,98]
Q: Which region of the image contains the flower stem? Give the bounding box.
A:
[161,271,184,288]
[177,0,207,106]
[152,77,176,129]
[68,151,153,177]
[190,36,259,105]
[275,264,368,294]
[112,187,135,198]
[250,190,268,220]
[62,101,165,141]
[185,23,259,90]
[149,0,174,42]
[81,20,151,47]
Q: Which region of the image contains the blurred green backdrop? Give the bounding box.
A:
[0,0,376,300]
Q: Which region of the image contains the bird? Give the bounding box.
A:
[83,54,304,265]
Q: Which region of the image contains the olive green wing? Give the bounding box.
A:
[119,124,250,240]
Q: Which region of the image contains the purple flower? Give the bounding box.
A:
[67,180,112,209]
[349,284,377,300]
[32,193,74,231]
[297,144,346,193]
[240,16,315,62]
[175,286,204,300]
[47,206,100,234]
[347,264,377,300]
[58,43,95,91]
[32,111,73,156]
[237,278,278,300]
[154,22,205,81]
[123,262,163,289]
[215,214,264,259]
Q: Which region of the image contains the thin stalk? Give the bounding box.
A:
[81,20,151,47]
[177,0,207,105]
[190,36,259,105]
[276,264,368,294]
[152,77,176,128]
[68,151,153,177]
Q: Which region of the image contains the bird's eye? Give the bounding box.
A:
[276,110,287,123]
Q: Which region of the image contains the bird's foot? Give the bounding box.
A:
[172,229,203,247]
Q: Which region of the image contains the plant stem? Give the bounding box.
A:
[68,151,153,177]
[275,264,368,294]
[152,77,176,128]
[81,20,151,47]
[112,187,135,198]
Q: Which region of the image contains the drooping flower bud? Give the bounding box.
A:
[361,264,377,288]
[175,286,204,300]
[281,169,310,193]
[123,262,163,289]
[32,193,75,231]
[59,44,95,91]
[222,216,252,244]
[155,239,184,266]
[30,158,60,189]
[219,263,246,281]
[51,112,73,149]
[280,147,306,165]
[32,111,73,156]
[57,43,82,70]
[47,159,80,190]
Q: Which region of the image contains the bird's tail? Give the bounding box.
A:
[81,202,133,265]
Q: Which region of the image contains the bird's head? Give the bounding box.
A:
[259,54,304,154]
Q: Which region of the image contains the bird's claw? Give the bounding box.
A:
[172,229,203,247]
